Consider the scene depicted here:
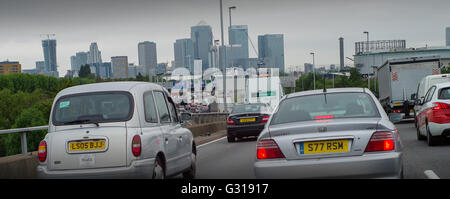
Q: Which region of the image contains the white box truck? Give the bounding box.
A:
[377,56,442,118]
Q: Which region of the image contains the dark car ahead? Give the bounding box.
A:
[227,103,272,142]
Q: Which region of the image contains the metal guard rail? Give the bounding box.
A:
[0,125,49,155]
[0,112,229,155]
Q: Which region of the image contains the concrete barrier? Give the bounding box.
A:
[0,113,228,179]
[0,151,39,179]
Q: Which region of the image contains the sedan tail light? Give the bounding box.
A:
[261,115,270,123]
[364,131,395,152]
[257,139,285,159]
[38,140,47,162]
[227,118,235,125]
[132,135,142,157]
[432,102,449,110]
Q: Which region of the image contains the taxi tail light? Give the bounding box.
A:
[257,139,285,159]
[132,135,142,157]
[365,131,395,152]
[261,115,270,123]
[227,118,235,125]
[38,140,47,162]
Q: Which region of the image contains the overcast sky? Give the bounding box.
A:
[1,0,450,75]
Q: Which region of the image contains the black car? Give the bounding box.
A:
[227,103,272,142]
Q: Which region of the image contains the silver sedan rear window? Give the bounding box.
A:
[271,92,380,125]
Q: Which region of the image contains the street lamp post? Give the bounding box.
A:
[229,6,236,70]
[310,52,316,90]
[219,0,227,112]
[364,31,370,89]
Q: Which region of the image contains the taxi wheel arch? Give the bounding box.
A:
[153,152,166,179]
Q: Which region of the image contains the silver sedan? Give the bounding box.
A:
[254,88,403,179]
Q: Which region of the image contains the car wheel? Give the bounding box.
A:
[426,123,438,146]
[152,156,165,179]
[182,152,196,179]
[416,123,426,140]
[227,136,235,143]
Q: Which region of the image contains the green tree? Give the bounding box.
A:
[442,67,450,74]
[78,64,92,78]
[136,73,144,81]
[5,107,47,156]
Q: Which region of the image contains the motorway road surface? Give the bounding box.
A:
[191,120,450,179]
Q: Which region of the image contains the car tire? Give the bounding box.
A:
[426,123,438,146]
[416,123,426,140]
[152,156,165,179]
[227,136,235,143]
[182,152,196,179]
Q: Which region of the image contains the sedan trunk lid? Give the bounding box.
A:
[268,118,381,160]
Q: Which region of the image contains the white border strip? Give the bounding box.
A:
[198,136,227,149]
[424,170,440,179]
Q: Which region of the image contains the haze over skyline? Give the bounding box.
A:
[1,0,450,75]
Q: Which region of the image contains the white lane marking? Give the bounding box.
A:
[198,136,227,149]
[424,170,440,179]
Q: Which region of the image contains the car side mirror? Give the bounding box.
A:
[388,113,403,124]
[414,99,422,106]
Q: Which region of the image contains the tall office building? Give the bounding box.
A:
[446,27,450,46]
[88,43,102,65]
[191,22,213,70]
[111,56,128,79]
[35,61,45,73]
[42,39,57,72]
[304,63,313,74]
[138,41,158,76]
[71,52,88,72]
[228,25,249,63]
[102,62,112,78]
[219,45,242,68]
[258,34,285,73]
[174,38,194,73]
[157,63,168,75]
[88,43,103,75]
[127,63,144,78]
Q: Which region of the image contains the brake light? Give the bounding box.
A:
[227,118,235,125]
[261,115,270,123]
[393,109,401,113]
[365,131,395,152]
[432,102,449,110]
[257,139,285,159]
[38,140,47,162]
[314,115,334,120]
[132,135,142,157]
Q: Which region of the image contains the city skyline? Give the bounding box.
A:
[1,0,450,75]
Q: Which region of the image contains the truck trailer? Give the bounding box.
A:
[377,56,441,118]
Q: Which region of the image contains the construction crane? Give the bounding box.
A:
[40,33,55,40]
[244,31,259,59]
